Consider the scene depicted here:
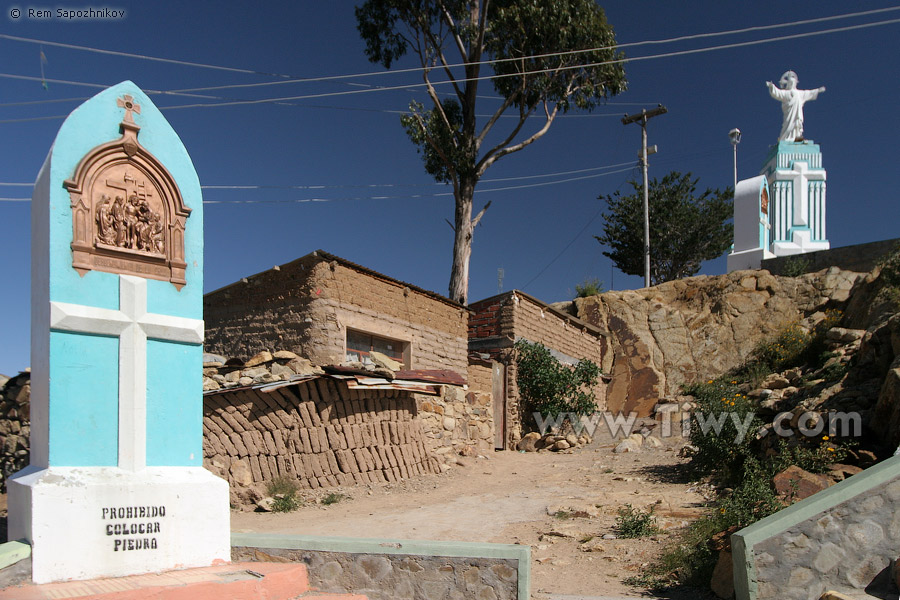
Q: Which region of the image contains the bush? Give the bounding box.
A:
[781,256,811,277]
[514,340,601,422]
[682,379,762,483]
[265,475,302,513]
[574,277,605,298]
[615,504,660,538]
[322,492,347,506]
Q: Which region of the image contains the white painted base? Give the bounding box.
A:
[771,238,830,256]
[7,466,230,584]
[727,247,775,272]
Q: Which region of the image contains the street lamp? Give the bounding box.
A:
[729,128,742,190]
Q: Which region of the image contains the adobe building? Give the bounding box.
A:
[468,290,611,447]
[204,250,469,374]
[204,251,496,461]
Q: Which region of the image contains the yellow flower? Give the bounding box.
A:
[822,435,829,441]
[827,448,835,452]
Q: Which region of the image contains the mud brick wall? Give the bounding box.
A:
[203,378,442,491]
[0,373,30,492]
[204,253,469,373]
[466,359,493,395]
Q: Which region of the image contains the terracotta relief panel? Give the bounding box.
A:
[64,95,191,288]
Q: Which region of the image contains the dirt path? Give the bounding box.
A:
[232,431,716,598]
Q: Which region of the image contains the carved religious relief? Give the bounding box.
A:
[64,95,191,288]
[760,186,769,216]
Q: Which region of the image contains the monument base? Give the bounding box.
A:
[771,238,830,256]
[727,247,776,272]
[7,466,230,584]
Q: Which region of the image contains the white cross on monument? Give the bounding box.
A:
[49,275,203,471]
[775,161,825,228]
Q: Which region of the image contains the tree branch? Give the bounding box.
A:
[475,92,517,150]
[471,200,492,228]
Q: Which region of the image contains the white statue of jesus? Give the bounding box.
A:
[766,71,825,142]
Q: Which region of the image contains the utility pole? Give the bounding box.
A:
[622,105,667,288]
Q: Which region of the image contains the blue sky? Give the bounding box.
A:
[2,1,899,376]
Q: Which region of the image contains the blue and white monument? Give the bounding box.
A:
[728,71,829,272]
[8,81,230,583]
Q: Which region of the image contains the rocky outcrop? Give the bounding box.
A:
[0,372,29,492]
[571,268,862,416]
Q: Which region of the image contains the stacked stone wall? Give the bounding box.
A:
[204,256,468,373]
[0,374,30,492]
[204,379,441,491]
[418,386,494,457]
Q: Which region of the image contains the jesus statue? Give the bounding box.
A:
[766,71,825,142]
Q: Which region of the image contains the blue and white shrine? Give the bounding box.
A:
[7,81,230,583]
[728,71,829,272]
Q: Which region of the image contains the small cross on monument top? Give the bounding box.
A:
[116,94,141,124]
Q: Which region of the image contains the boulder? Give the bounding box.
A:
[573,268,862,416]
[613,438,641,454]
[710,550,734,599]
[516,432,542,452]
[773,465,833,501]
[369,351,402,372]
[244,350,274,367]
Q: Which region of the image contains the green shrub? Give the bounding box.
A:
[514,340,601,422]
[265,475,302,513]
[781,256,811,277]
[682,379,762,483]
[322,492,347,506]
[574,277,605,298]
[615,504,660,538]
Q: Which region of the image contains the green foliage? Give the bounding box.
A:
[574,277,605,298]
[682,379,762,483]
[781,255,811,277]
[266,476,302,513]
[514,340,601,422]
[356,0,627,301]
[749,322,811,372]
[614,504,660,538]
[322,492,347,506]
[595,172,733,285]
[552,510,573,520]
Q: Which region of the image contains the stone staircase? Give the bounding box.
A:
[0,562,368,600]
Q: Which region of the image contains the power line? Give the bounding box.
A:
[3,6,896,94]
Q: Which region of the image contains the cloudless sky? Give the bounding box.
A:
[2,1,899,376]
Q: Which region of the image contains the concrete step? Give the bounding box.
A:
[0,561,323,600]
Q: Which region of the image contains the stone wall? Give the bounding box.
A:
[733,454,900,600]
[572,268,863,416]
[419,386,494,458]
[232,534,529,600]
[762,237,900,276]
[204,251,469,373]
[0,373,29,492]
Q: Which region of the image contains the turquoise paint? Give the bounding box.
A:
[42,81,204,467]
[48,331,118,466]
[146,340,202,466]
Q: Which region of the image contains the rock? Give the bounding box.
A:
[553,440,571,451]
[627,433,645,446]
[828,463,863,482]
[256,497,275,512]
[287,357,324,376]
[244,350,274,367]
[710,550,734,599]
[762,374,791,389]
[230,459,254,486]
[613,438,641,454]
[369,351,402,372]
[516,432,541,452]
[202,377,221,391]
[602,534,617,540]
[202,353,227,367]
[643,436,663,449]
[442,417,456,431]
[826,327,866,343]
[273,350,299,360]
[565,434,579,446]
[773,465,833,501]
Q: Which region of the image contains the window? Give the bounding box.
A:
[346,329,406,366]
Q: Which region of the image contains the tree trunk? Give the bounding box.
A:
[448,177,476,305]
